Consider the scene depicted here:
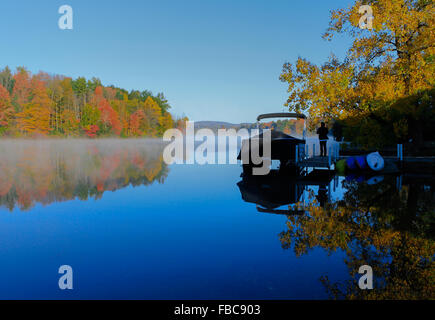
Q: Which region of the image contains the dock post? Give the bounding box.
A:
[328,180,331,202]
[295,145,299,164]
[397,144,403,161]
[397,144,403,169]
[328,146,332,168]
[396,175,403,191]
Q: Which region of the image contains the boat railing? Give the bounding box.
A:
[295,143,308,164]
[297,143,341,170]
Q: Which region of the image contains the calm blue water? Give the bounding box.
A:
[0,139,431,299]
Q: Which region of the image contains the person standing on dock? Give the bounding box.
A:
[317,122,329,157]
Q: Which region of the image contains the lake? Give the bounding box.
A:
[0,139,433,299]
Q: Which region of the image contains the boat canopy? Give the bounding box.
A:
[257,113,306,122]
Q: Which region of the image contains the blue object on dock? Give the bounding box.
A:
[346,157,357,170]
[356,155,367,169]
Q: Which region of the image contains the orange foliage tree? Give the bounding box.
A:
[16,76,53,135]
[0,84,13,131]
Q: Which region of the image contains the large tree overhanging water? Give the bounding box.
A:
[280,0,435,150]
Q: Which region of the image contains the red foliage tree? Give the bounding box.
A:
[94,86,122,135]
[84,124,99,138]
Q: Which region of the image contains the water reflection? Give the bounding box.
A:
[237,169,304,215]
[273,174,435,299]
[237,168,434,299]
[0,139,168,211]
[0,139,433,299]
[237,169,335,214]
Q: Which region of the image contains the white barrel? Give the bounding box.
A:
[366,152,385,171]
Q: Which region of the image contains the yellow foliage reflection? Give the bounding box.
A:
[280,178,435,299]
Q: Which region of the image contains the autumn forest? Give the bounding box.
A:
[0,66,187,138]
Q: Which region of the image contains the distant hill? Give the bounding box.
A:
[194,119,306,136]
[194,121,250,130]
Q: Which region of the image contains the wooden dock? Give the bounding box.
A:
[339,155,435,163]
[294,143,339,170]
[293,143,435,172]
[298,156,333,169]
[384,156,435,163]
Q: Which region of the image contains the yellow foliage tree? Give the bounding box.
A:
[280,0,435,141]
[0,84,13,130]
[16,76,53,136]
[143,96,163,137]
[61,109,80,136]
[16,102,51,135]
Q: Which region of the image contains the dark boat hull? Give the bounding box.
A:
[237,131,305,172]
[237,170,303,209]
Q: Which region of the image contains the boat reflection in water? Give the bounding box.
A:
[237,168,335,215]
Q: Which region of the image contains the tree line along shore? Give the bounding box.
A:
[0,66,187,138]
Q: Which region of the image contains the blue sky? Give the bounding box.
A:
[0,0,352,123]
